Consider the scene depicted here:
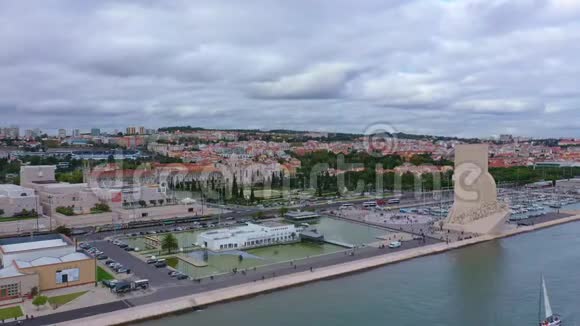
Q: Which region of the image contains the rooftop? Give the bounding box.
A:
[285,211,321,219]
[1,241,91,271]
[1,238,69,254]
[0,184,36,197]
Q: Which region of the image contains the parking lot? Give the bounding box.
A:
[82,240,190,288]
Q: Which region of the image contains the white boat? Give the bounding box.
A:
[539,276,561,326]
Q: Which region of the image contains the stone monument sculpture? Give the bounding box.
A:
[444,144,509,234]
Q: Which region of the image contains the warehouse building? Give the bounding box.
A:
[0,234,95,302]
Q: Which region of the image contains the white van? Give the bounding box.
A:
[339,203,353,209]
[133,279,150,290]
[362,201,377,208]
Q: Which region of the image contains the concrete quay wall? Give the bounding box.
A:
[56,213,580,326]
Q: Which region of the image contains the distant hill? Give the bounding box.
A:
[156,126,482,142]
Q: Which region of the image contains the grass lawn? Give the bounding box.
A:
[0,216,38,223]
[48,291,88,307]
[166,256,179,268]
[97,266,114,281]
[0,306,23,320]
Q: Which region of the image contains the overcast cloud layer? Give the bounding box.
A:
[1,0,580,138]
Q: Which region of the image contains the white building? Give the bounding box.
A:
[0,184,40,218]
[20,166,99,216]
[198,222,298,251]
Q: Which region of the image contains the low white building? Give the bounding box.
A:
[198,222,298,251]
[0,184,40,218]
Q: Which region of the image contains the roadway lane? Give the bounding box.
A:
[4,301,130,326]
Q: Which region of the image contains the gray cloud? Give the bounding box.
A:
[1,0,580,137]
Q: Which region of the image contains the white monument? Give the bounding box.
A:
[444,144,509,235]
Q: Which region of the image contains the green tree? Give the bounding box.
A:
[92,203,111,213]
[55,225,71,236]
[232,174,238,199]
[56,206,75,216]
[32,295,48,310]
[250,188,255,202]
[56,170,84,183]
[161,234,179,254]
[279,207,289,217]
[253,211,265,220]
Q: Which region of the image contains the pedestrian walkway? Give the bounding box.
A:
[21,284,116,317]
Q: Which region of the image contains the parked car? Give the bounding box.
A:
[118,243,129,248]
[102,279,118,288]
[105,259,114,265]
[154,261,167,268]
[113,281,132,293]
[124,247,135,251]
[168,271,179,277]
[146,258,158,264]
[96,254,108,260]
[176,274,189,280]
[388,241,402,249]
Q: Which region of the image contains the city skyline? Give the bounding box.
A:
[0,124,575,141]
[1,0,580,137]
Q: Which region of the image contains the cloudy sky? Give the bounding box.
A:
[1,0,580,138]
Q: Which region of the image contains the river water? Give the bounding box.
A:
[138,222,580,326]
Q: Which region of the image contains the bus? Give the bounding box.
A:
[362,201,377,208]
[387,198,401,205]
[339,203,353,209]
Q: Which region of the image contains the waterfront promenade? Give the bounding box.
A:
[55,211,580,326]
